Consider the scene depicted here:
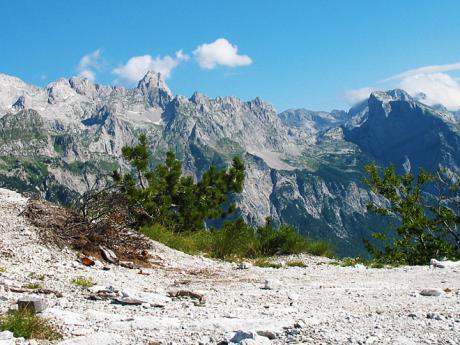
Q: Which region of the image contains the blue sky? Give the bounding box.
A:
[1,0,460,111]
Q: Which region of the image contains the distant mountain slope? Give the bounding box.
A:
[278,108,349,134]
[0,73,459,256]
[343,89,460,173]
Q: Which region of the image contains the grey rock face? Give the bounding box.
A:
[343,89,460,173]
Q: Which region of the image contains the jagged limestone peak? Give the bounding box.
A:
[137,71,172,98]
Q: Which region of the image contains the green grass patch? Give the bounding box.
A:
[286,260,306,268]
[140,220,334,261]
[303,240,335,258]
[71,277,94,288]
[326,261,341,266]
[24,282,42,290]
[0,267,6,273]
[254,258,282,269]
[0,309,61,340]
[28,273,45,281]
[141,219,335,261]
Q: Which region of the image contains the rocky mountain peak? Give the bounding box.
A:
[137,71,172,97]
[46,78,76,104]
[69,76,97,97]
[136,71,172,108]
[370,89,412,104]
[189,91,209,105]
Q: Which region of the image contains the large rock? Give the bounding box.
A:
[229,330,271,345]
[17,297,47,313]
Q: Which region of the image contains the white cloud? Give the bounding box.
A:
[113,50,189,84]
[344,61,460,110]
[399,73,460,110]
[344,87,377,105]
[77,49,102,82]
[383,61,460,82]
[193,38,252,69]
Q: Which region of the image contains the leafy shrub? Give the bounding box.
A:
[0,309,61,340]
[364,163,460,265]
[257,219,305,256]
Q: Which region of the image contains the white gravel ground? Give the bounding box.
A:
[0,188,459,345]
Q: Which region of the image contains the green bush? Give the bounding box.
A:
[211,219,259,259]
[304,240,335,258]
[257,218,334,257]
[0,309,61,340]
[364,163,460,265]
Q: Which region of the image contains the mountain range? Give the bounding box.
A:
[1,72,459,256]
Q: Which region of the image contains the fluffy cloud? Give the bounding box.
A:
[343,87,377,105]
[399,73,460,110]
[384,61,460,82]
[113,50,189,84]
[193,38,252,69]
[344,61,460,110]
[77,49,102,82]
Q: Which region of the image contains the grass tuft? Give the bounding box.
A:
[24,282,42,290]
[286,260,306,268]
[0,309,61,340]
[254,258,282,269]
[71,277,94,288]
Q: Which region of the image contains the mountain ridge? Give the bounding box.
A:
[0,72,459,256]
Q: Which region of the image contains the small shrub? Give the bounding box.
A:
[71,277,94,288]
[257,219,334,258]
[254,258,282,269]
[211,219,259,259]
[0,267,6,273]
[369,262,385,269]
[286,260,306,268]
[24,282,42,290]
[0,309,61,340]
[305,240,335,258]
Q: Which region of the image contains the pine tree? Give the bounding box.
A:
[113,135,245,233]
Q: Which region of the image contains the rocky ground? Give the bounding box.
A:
[0,188,459,345]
